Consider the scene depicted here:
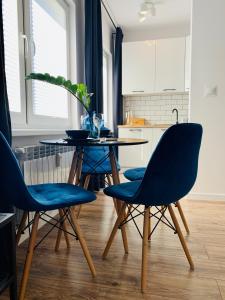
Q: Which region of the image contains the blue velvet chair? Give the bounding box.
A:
[75,146,120,217]
[102,123,203,292]
[0,132,96,300]
[124,166,190,234]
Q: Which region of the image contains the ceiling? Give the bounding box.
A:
[105,0,191,32]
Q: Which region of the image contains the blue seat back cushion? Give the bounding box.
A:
[0,132,35,211]
[82,146,120,174]
[133,123,203,206]
[0,132,96,211]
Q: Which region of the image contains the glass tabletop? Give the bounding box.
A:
[40,138,149,147]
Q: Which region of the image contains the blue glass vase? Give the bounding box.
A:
[81,111,98,138]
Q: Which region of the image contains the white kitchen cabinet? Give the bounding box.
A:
[122,41,156,95]
[119,128,152,167]
[118,127,168,168]
[151,128,167,153]
[185,36,191,92]
[155,37,185,93]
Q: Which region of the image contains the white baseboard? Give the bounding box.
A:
[186,193,225,201]
[19,210,58,245]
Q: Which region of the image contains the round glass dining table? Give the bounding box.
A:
[40,137,148,253]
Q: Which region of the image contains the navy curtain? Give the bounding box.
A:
[0,1,13,283]
[0,0,12,212]
[113,27,123,137]
[0,3,11,147]
[85,0,103,113]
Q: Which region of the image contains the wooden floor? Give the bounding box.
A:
[2,188,225,299]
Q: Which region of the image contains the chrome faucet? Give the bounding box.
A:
[172,108,179,124]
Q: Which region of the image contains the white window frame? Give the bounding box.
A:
[3,0,77,134]
[3,0,27,128]
[24,0,71,129]
[103,49,113,130]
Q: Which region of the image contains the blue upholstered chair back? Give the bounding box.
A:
[82,146,120,174]
[134,123,203,206]
[0,132,33,210]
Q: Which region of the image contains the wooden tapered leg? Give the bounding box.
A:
[175,201,190,234]
[68,151,78,184]
[148,207,151,241]
[168,205,194,270]
[75,149,84,186]
[109,147,129,254]
[106,174,119,213]
[106,174,112,186]
[16,211,28,245]
[68,208,96,277]
[102,202,127,259]
[76,174,91,218]
[19,212,40,300]
[55,209,70,251]
[141,207,150,292]
[56,149,84,248]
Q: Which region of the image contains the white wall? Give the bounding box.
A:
[189,0,225,200]
[124,22,190,42]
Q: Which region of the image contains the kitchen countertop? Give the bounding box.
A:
[118,124,172,128]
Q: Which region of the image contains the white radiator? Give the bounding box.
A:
[15,144,75,185]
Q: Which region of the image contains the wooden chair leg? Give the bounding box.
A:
[168,205,194,270]
[117,200,129,254]
[106,174,119,214]
[102,202,127,259]
[76,174,91,218]
[106,174,112,186]
[75,150,84,185]
[19,212,40,300]
[16,211,28,245]
[148,207,151,241]
[68,208,96,277]
[175,201,190,234]
[108,149,129,254]
[141,206,150,292]
[55,209,70,251]
[67,151,78,184]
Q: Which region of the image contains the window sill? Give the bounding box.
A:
[12,129,67,137]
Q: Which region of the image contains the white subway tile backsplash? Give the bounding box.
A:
[123,92,189,125]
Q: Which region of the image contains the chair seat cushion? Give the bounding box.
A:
[28,183,96,211]
[104,181,141,203]
[124,167,146,181]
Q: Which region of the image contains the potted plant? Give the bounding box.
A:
[26,72,97,137]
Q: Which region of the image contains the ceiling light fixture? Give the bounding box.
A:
[138,0,162,22]
[139,14,147,23]
[140,2,149,15]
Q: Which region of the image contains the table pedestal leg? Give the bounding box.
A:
[109,147,128,254]
[55,148,83,249]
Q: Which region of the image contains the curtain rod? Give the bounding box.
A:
[101,0,117,31]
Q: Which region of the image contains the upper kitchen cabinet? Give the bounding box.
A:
[155,37,185,92]
[122,41,156,94]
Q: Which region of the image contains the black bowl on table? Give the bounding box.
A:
[100,129,110,137]
[66,130,89,140]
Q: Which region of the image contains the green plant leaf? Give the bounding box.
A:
[25,72,92,112]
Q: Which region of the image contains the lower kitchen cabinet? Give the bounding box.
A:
[118,127,168,168]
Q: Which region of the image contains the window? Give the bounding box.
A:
[2,0,21,113]
[102,50,113,129]
[2,0,75,131]
[103,51,108,124]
